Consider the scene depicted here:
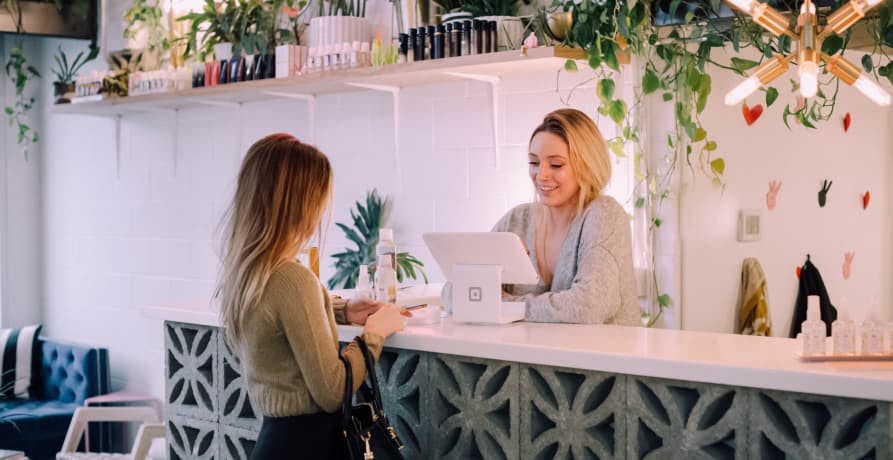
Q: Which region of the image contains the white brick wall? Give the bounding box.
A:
[35,39,632,395]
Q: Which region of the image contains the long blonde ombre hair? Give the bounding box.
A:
[530,108,612,214]
[217,133,333,347]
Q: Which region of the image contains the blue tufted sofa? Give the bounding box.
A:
[0,338,110,460]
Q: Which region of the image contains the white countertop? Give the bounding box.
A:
[144,306,893,402]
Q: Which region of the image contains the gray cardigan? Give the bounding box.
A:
[493,196,641,326]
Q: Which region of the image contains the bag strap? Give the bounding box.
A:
[338,353,353,431]
[355,337,386,414]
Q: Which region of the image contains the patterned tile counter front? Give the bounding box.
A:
[161,319,893,459]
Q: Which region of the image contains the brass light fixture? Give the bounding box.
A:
[723,0,891,106]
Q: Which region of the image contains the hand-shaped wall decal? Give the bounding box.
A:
[842,252,855,280]
[862,191,870,210]
[818,180,832,207]
[766,180,782,210]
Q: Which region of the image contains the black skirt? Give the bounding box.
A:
[250,411,346,460]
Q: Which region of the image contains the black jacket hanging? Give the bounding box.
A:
[789,255,838,338]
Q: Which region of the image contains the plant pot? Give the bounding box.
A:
[309,16,371,49]
[545,11,573,42]
[213,42,234,62]
[53,81,75,104]
[441,11,472,25]
[477,15,526,51]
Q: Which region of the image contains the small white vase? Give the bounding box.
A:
[213,42,234,61]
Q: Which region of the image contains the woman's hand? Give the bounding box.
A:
[346,297,413,325]
[364,304,409,338]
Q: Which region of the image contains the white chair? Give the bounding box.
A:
[56,407,165,460]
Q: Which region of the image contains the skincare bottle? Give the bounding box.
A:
[376,228,397,271]
[399,33,409,63]
[446,23,454,57]
[411,28,421,62]
[482,21,491,54]
[801,295,827,356]
[489,20,498,52]
[360,41,371,66]
[831,309,856,355]
[462,20,472,56]
[861,312,885,354]
[375,255,397,304]
[434,25,445,59]
[473,20,483,54]
[452,22,462,56]
[427,25,436,59]
[355,264,373,299]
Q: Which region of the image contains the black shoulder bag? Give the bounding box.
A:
[338,337,405,460]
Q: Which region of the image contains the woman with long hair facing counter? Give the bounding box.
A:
[494,108,641,326]
[217,133,408,459]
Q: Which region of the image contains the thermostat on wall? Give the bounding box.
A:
[738,210,761,242]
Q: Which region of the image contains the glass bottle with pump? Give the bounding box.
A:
[801,295,827,356]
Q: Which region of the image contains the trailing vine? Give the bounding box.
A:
[3,0,40,160]
[550,0,893,325]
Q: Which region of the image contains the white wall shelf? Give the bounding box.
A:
[50,46,586,117]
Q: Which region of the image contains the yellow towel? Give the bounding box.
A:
[737,258,771,336]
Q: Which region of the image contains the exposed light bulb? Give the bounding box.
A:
[799,61,819,98]
[725,0,757,14]
[863,0,884,7]
[852,75,892,106]
[725,76,760,106]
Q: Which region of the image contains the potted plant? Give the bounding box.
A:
[273,0,310,78]
[51,45,99,104]
[178,0,241,63]
[123,0,170,70]
[328,190,427,290]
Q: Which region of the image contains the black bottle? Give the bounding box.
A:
[427,25,436,60]
[410,28,420,62]
[417,27,427,61]
[399,33,410,62]
[481,22,490,54]
[218,59,229,84]
[489,21,498,52]
[463,20,472,56]
[446,23,454,58]
[473,20,483,55]
[434,25,445,59]
[452,22,462,56]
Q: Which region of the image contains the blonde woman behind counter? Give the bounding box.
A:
[494,108,641,326]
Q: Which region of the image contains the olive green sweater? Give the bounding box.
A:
[235,261,384,417]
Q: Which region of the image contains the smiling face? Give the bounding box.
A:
[529,131,580,211]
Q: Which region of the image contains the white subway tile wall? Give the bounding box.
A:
[40,69,633,395]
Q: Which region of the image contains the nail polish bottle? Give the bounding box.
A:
[489,20,498,52]
[801,296,827,356]
[417,27,427,61]
[452,22,462,56]
[399,33,410,63]
[482,22,491,54]
[427,25,436,59]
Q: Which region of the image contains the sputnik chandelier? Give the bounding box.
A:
[723,0,892,106]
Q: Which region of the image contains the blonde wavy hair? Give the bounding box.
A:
[530,108,611,214]
[217,133,333,347]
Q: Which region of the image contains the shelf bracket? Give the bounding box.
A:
[185,99,242,109]
[262,92,316,143]
[443,72,502,168]
[114,114,122,179]
[344,83,403,190]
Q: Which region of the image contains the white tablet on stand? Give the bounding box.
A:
[423,232,539,324]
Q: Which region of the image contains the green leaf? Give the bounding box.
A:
[658,294,672,307]
[862,54,874,73]
[730,57,760,72]
[597,78,615,103]
[662,92,673,102]
[4,107,12,115]
[608,99,628,125]
[564,59,578,73]
[642,69,660,95]
[710,158,725,175]
[693,128,707,142]
[608,138,626,157]
[766,87,779,107]
[635,197,645,209]
[821,35,844,55]
[603,41,620,71]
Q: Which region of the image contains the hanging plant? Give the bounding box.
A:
[3,0,40,160]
